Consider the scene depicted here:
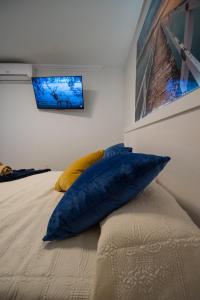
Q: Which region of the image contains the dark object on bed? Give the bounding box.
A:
[103,143,132,158]
[43,152,170,241]
[0,168,51,182]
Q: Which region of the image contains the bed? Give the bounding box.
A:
[0,171,200,300]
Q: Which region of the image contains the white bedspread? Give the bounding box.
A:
[1,172,200,300]
[92,182,200,300]
[0,172,99,300]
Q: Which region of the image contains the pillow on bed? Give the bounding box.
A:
[103,143,132,158]
[44,152,170,241]
[55,150,104,192]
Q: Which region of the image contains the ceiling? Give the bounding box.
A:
[0,0,142,66]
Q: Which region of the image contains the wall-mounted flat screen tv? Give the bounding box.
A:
[32,76,84,109]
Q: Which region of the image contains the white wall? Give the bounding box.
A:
[0,66,124,170]
[124,4,200,226]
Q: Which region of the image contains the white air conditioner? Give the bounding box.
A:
[0,64,32,82]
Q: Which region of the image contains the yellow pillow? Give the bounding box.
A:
[55,150,104,192]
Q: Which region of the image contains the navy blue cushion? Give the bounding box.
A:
[43,153,170,241]
[104,143,132,158]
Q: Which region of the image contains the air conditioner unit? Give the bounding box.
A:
[0,64,32,82]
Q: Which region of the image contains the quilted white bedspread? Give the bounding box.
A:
[0,172,200,300]
[0,172,99,300]
[92,182,200,300]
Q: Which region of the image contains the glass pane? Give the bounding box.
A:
[191,8,200,62]
[168,11,185,43]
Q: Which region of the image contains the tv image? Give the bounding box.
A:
[32,76,84,109]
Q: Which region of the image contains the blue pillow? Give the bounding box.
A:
[43,153,170,241]
[104,143,132,158]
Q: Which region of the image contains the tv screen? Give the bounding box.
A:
[32,76,84,109]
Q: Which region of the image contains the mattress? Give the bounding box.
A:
[92,182,200,300]
[0,172,99,300]
[1,172,200,300]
